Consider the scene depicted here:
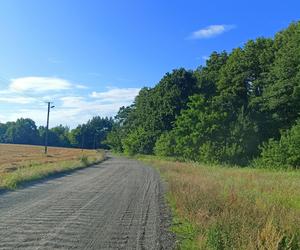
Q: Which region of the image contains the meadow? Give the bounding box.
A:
[139,156,300,249]
[0,144,105,189]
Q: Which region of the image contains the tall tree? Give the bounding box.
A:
[262,22,300,131]
[5,118,39,145]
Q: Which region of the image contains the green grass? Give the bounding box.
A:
[137,155,300,250]
[0,151,105,190]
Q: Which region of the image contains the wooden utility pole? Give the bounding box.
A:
[81,127,85,152]
[44,102,54,154]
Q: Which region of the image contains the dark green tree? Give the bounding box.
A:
[5,118,39,145]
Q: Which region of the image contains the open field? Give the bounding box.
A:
[138,156,300,249]
[0,144,105,189]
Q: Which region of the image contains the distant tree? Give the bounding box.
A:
[105,105,135,152]
[38,125,71,147]
[69,117,114,149]
[0,116,113,149]
[0,123,8,142]
[4,118,40,145]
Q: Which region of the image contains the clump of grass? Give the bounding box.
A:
[80,155,90,166]
[138,155,300,249]
[0,150,105,190]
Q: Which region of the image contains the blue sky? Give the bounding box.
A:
[0,0,299,128]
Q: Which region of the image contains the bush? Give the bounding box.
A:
[122,127,156,155]
[154,132,176,157]
[80,155,89,166]
[256,120,300,169]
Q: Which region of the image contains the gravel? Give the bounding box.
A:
[0,155,175,249]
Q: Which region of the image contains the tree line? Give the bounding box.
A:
[106,21,300,169]
[0,116,113,149]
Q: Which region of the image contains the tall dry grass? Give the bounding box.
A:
[0,144,99,173]
[140,156,300,249]
[0,144,105,189]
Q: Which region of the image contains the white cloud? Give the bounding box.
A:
[2,96,132,128]
[6,76,87,94]
[60,95,134,114]
[90,87,141,102]
[0,76,86,105]
[0,76,140,127]
[9,77,72,93]
[189,25,235,39]
[0,96,36,104]
[75,84,88,89]
[60,96,86,108]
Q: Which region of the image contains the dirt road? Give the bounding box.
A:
[0,156,174,249]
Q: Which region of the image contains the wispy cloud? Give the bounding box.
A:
[188,25,235,39]
[90,87,141,102]
[0,96,36,104]
[0,80,141,127]
[75,84,88,89]
[0,76,88,94]
[0,76,87,104]
[9,77,72,93]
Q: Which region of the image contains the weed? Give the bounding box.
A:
[80,155,89,166]
[138,155,300,249]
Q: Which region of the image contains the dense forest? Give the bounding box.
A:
[0,116,113,149]
[106,21,300,168]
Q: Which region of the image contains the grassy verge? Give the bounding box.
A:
[0,150,105,190]
[137,155,300,249]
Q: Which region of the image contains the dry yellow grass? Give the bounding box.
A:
[139,156,300,249]
[0,143,105,189]
[0,143,99,173]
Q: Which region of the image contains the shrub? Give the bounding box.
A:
[154,132,176,157]
[80,155,89,166]
[122,127,156,155]
[256,120,300,169]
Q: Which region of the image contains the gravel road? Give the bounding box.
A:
[0,156,174,249]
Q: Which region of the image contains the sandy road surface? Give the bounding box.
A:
[0,156,174,249]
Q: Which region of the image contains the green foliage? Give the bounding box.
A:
[263,22,300,130]
[80,155,89,166]
[0,116,114,150]
[104,126,124,152]
[106,68,197,155]
[122,127,156,155]
[207,223,229,250]
[104,106,135,152]
[4,118,39,145]
[173,95,227,162]
[194,51,228,98]
[154,132,176,157]
[256,120,300,169]
[38,125,70,147]
[106,21,300,168]
[69,116,113,149]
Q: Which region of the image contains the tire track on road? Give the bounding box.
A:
[0,156,174,249]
